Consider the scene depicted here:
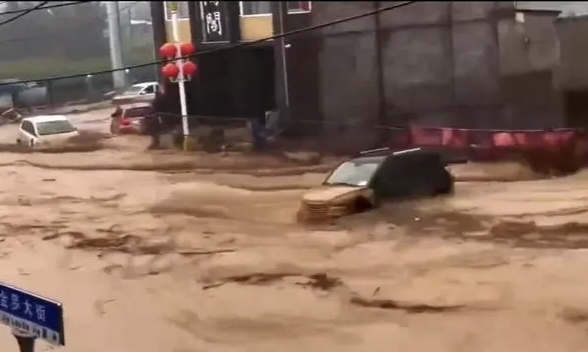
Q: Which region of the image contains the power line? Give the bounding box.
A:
[0,1,86,16]
[0,1,415,86]
[0,1,142,45]
[0,1,50,27]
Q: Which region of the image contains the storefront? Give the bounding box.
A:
[150,2,312,121]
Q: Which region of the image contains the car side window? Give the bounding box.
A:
[143,85,155,94]
[21,121,36,136]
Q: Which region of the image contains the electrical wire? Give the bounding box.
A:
[0,1,142,45]
[0,1,50,27]
[0,1,87,16]
[0,1,415,86]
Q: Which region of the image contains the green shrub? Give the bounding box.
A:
[0,45,156,80]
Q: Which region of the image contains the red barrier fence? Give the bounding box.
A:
[383,125,588,175]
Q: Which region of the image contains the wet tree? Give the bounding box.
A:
[0,1,108,61]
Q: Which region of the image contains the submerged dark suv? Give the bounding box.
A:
[297,147,454,221]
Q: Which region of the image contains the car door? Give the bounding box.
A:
[371,157,408,200]
[419,153,452,194]
[404,153,441,197]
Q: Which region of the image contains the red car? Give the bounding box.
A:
[110,103,153,135]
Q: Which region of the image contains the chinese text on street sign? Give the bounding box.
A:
[0,281,64,346]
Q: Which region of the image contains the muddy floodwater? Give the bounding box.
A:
[1,110,588,352]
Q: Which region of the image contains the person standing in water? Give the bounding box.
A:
[146,89,165,149]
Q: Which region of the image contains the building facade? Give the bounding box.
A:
[150,1,577,136]
[149,1,311,123]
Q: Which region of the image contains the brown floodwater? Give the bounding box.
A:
[0,110,588,352]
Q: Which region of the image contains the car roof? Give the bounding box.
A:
[351,147,441,164]
[350,155,387,164]
[121,102,151,109]
[131,82,158,88]
[23,115,69,124]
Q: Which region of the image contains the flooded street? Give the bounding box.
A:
[1,109,588,351]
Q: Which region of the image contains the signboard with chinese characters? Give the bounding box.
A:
[0,281,64,346]
[199,1,230,43]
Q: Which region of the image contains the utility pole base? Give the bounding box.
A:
[182,136,196,152]
[13,334,35,352]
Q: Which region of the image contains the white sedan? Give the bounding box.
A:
[111,82,158,105]
[16,115,79,147]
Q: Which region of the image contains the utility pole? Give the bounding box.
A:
[272,1,290,124]
[106,1,126,90]
[277,2,290,113]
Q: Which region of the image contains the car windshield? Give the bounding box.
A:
[324,159,382,187]
[125,106,153,118]
[122,86,144,95]
[35,120,76,136]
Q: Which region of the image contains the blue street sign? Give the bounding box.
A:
[0,281,64,346]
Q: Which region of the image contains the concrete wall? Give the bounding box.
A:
[311,2,379,131]
[516,2,588,16]
[555,16,588,89]
[497,10,564,128]
[499,11,560,75]
[308,1,505,130]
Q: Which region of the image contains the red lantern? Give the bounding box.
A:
[179,42,196,57]
[159,42,177,59]
[161,63,179,79]
[182,60,197,77]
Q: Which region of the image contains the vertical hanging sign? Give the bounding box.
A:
[199,1,230,43]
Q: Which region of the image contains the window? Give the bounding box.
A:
[122,85,145,96]
[21,121,35,136]
[239,1,271,16]
[164,2,190,21]
[287,1,311,13]
[124,107,154,118]
[35,120,76,136]
[238,2,311,16]
[325,158,382,187]
[143,85,156,94]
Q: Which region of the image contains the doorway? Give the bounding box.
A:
[564,89,588,128]
[233,45,275,119]
[194,45,275,120]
